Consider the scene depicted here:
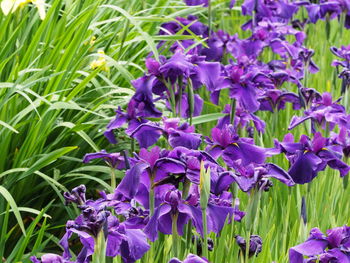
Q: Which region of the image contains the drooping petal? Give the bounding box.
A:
[117,163,148,199]
[288,152,323,184]
[265,163,295,186]
[289,239,328,263]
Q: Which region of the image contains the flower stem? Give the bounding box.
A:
[110,167,116,191]
[178,77,183,117]
[201,208,208,259]
[245,189,261,232]
[162,77,177,117]
[93,231,106,263]
[187,79,195,125]
[230,98,236,125]
[172,213,179,258]
[182,178,191,199]
[149,182,155,217]
[208,0,212,36]
[343,158,349,189]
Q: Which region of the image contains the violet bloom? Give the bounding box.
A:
[169,253,209,263]
[144,189,203,241]
[104,98,159,144]
[106,216,150,263]
[232,162,295,192]
[165,118,202,150]
[144,187,243,241]
[241,0,300,29]
[235,235,263,258]
[159,16,208,38]
[191,236,214,257]
[116,147,186,207]
[104,74,162,144]
[305,1,348,26]
[165,146,220,185]
[63,184,87,206]
[289,92,347,132]
[200,30,238,62]
[159,51,195,82]
[258,89,301,112]
[61,187,150,263]
[331,45,350,92]
[83,150,126,169]
[225,64,260,112]
[129,118,202,149]
[331,127,350,158]
[184,0,208,6]
[30,254,74,263]
[205,125,270,168]
[289,226,350,263]
[60,206,107,263]
[207,191,246,231]
[276,132,350,184]
[216,104,266,134]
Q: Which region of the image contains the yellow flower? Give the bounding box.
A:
[1,0,46,20]
[90,50,108,72]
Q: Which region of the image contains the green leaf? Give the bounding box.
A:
[191,113,225,125]
[0,186,26,236]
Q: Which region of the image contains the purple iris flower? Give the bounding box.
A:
[164,118,202,149]
[82,150,126,169]
[116,147,186,207]
[144,187,244,241]
[165,146,219,185]
[159,16,208,38]
[30,254,74,263]
[60,187,150,263]
[160,51,195,81]
[104,98,160,144]
[223,64,263,113]
[129,118,202,149]
[235,235,263,258]
[106,216,150,263]
[205,125,270,168]
[289,92,347,132]
[258,89,301,112]
[169,253,209,263]
[104,73,164,144]
[60,206,107,262]
[172,92,204,119]
[331,45,350,67]
[184,0,208,6]
[231,162,295,192]
[331,44,350,92]
[169,254,209,263]
[331,127,350,158]
[276,132,350,184]
[305,1,348,25]
[63,184,87,206]
[200,30,238,62]
[241,0,300,28]
[207,191,246,231]
[289,226,350,263]
[128,122,163,149]
[144,189,203,241]
[197,61,227,104]
[216,104,266,134]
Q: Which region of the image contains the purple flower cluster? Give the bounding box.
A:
[331,44,350,93]
[31,0,350,262]
[289,226,350,262]
[229,0,350,29]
